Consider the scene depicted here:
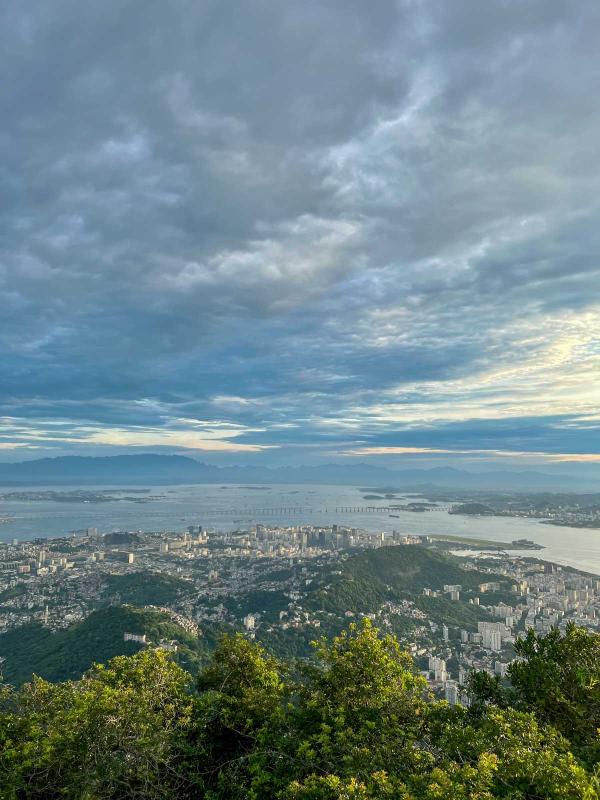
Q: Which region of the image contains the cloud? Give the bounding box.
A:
[1,1,600,466]
[344,447,600,463]
[0,415,275,453]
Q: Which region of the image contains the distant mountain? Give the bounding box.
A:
[0,453,595,490]
[0,454,208,484]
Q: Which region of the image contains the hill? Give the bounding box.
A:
[0,605,214,685]
[449,502,496,515]
[0,547,513,680]
[305,545,512,627]
[101,571,192,606]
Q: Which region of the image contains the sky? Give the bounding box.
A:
[2,0,600,474]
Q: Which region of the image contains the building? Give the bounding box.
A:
[124,632,147,644]
[478,621,511,651]
[445,680,460,706]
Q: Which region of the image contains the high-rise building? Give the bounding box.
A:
[445,680,460,706]
[478,621,511,651]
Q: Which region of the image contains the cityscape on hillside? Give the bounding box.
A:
[2,514,598,705]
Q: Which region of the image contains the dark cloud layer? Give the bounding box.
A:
[2,1,600,467]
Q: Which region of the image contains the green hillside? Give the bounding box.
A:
[220,589,291,622]
[305,545,510,627]
[0,605,213,685]
[101,571,192,605]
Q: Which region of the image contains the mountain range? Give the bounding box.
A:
[0,454,596,490]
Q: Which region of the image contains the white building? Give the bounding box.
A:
[478,621,511,651]
[445,680,460,706]
[124,632,147,644]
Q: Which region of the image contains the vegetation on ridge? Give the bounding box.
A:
[304,545,510,623]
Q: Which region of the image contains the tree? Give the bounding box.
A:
[467,623,600,767]
[251,619,432,798]
[188,633,286,798]
[1,621,599,799]
[509,623,600,765]
[0,649,193,799]
[426,703,593,800]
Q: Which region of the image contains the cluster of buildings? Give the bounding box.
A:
[448,491,600,529]
[0,523,405,634]
[422,557,600,704]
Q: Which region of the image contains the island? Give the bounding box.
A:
[449,502,496,516]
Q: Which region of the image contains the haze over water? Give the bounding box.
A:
[1,483,599,576]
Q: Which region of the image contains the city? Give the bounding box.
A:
[2,519,598,706]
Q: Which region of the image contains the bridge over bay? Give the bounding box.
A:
[203,505,441,517]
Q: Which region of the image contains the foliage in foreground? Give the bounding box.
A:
[467,621,600,769]
[0,620,598,799]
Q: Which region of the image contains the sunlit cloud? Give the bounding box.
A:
[344,446,600,463]
[83,428,276,452]
[0,417,277,453]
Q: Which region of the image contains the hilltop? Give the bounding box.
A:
[304,545,513,624]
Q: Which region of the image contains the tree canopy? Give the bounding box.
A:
[467,621,600,768]
[1,620,598,799]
